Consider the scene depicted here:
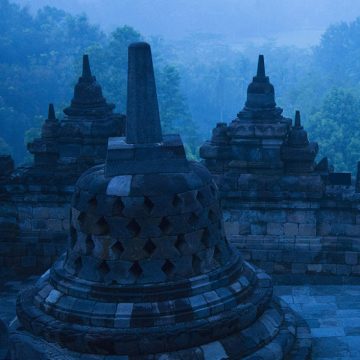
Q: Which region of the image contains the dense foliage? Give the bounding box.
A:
[1,0,360,172]
[0,0,198,162]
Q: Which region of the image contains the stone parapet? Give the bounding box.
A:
[223,186,360,281]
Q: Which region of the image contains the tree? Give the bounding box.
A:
[157,65,199,159]
[87,26,142,112]
[307,88,360,173]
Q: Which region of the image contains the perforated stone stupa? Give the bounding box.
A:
[10,43,310,359]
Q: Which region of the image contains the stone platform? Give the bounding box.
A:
[2,274,310,360]
[3,276,360,359]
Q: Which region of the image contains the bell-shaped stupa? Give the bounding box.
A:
[12,43,310,359]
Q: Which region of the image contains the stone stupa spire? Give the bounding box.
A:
[82,54,92,78]
[294,109,301,128]
[288,110,310,147]
[126,42,163,144]
[106,42,186,176]
[244,54,276,111]
[47,103,56,120]
[63,54,115,117]
[281,110,318,173]
[41,103,59,140]
[257,54,266,77]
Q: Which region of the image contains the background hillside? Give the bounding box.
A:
[2,0,360,172]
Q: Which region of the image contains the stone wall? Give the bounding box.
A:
[223,184,360,282]
[0,182,72,276]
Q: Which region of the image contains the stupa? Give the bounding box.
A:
[11,43,310,359]
[26,54,125,184]
[281,111,319,174]
[201,55,292,176]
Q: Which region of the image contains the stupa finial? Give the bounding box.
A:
[295,110,301,128]
[82,54,92,78]
[257,54,266,77]
[126,42,163,144]
[64,54,115,117]
[48,103,56,120]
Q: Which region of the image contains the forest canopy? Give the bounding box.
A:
[1,0,360,173]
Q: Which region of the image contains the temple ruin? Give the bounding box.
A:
[0,55,125,276]
[0,41,360,360]
[7,41,311,360]
[200,55,360,282]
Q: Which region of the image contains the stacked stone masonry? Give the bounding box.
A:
[8,42,311,360]
[201,55,360,282]
[0,55,125,275]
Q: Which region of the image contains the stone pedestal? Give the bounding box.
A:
[0,319,8,360]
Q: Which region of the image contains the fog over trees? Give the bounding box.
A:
[11,0,360,45]
[2,0,360,172]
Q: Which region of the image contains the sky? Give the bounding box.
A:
[12,0,360,47]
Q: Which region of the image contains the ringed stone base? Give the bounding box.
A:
[0,319,8,360]
[9,299,311,360]
[10,265,311,360]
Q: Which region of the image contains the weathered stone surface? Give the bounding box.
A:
[0,54,126,275]
[201,53,360,281]
[11,42,308,360]
[126,42,162,144]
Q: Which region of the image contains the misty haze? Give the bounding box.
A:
[2,2,360,360]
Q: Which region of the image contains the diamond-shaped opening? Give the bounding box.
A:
[98,260,110,277]
[174,234,187,253]
[74,256,82,274]
[213,245,222,264]
[143,196,154,214]
[85,235,95,254]
[112,241,124,257]
[129,261,143,278]
[88,196,97,211]
[112,198,124,216]
[77,212,87,226]
[73,189,81,205]
[74,189,80,199]
[172,194,182,208]
[188,212,199,226]
[192,254,202,273]
[94,216,109,235]
[210,184,217,197]
[162,259,175,276]
[208,209,217,223]
[159,217,172,234]
[143,238,156,255]
[196,190,206,206]
[201,228,210,247]
[127,219,141,237]
[70,225,77,248]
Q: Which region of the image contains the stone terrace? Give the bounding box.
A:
[1,276,360,359]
